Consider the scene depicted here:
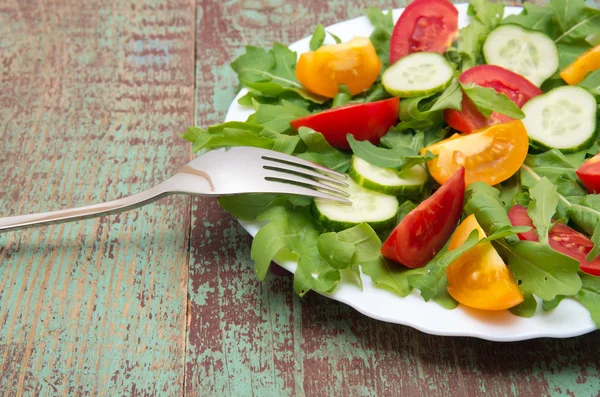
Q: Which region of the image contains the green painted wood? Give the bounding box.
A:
[0,0,195,395]
[187,1,600,397]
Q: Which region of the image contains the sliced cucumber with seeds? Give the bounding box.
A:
[483,24,558,87]
[313,178,399,232]
[382,52,454,97]
[522,86,597,153]
[349,156,429,197]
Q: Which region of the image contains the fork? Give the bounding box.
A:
[0,147,350,233]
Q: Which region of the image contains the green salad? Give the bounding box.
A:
[183,0,600,325]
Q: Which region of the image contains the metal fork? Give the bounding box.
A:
[0,147,350,233]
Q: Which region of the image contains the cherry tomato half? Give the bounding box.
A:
[446,214,524,311]
[560,44,600,85]
[389,0,458,64]
[422,120,529,186]
[444,65,542,134]
[290,97,399,149]
[508,205,600,276]
[577,154,600,193]
[382,167,465,268]
[296,37,381,98]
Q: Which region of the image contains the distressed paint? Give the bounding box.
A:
[2,0,600,396]
[0,0,195,395]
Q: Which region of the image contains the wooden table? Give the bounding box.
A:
[1,0,599,395]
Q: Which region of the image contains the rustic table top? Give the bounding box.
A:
[1,0,600,396]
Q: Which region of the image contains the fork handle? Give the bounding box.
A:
[0,169,219,233]
[0,182,174,233]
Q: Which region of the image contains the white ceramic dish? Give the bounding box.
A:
[224,4,597,341]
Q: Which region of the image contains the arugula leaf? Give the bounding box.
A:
[317,223,382,270]
[509,293,538,318]
[295,127,351,172]
[542,295,566,311]
[587,222,600,261]
[520,150,587,197]
[310,24,326,51]
[399,79,463,127]
[231,44,327,104]
[588,32,600,46]
[396,200,417,225]
[579,69,600,99]
[329,32,342,44]
[498,174,524,211]
[331,84,352,108]
[347,135,434,172]
[575,273,600,327]
[362,257,426,297]
[549,0,600,45]
[457,20,488,71]
[365,7,394,68]
[252,206,341,295]
[467,0,504,29]
[501,3,558,37]
[460,83,525,119]
[317,233,355,269]
[218,194,288,221]
[564,194,600,235]
[183,124,278,153]
[380,130,425,152]
[497,240,582,301]
[527,177,560,244]
[464,182,515,236]
[457,0,504,70]
[251,100,310,134]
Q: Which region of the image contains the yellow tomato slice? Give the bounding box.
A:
[296,37,381,98]
[446,214,524,311]
[422,120,528,186]
[560,44,600,85]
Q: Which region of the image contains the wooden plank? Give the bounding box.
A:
[0,0,195,395]
[187,0,600,396]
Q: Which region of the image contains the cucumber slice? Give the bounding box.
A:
[349,156,429,197]
[522,86,597,153]
[382,52,454,97]
[313,178,399,232]
[483,24,558,87]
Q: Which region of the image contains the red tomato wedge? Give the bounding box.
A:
[389,0,458,64]
[444,65,543,134]
[290,97,399,149]
[508,205,600,276]
[577,154,600,194]
[382,167,465,268]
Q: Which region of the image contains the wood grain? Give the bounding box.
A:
[0,0,195,395]
[187,1,600,397]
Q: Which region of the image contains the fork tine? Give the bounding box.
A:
[261,153,347,181]
[267,181,352,205]
[264,171,350,198]
[262,164,348,187]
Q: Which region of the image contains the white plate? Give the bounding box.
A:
[224,4,597,341]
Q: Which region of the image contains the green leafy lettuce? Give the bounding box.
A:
[231,44,328,104]
[347,135,434,172]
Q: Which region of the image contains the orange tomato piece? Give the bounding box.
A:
[422,120,528,186]
[446,214,524,311]
[560,44,600,85]
[296,37,381,98]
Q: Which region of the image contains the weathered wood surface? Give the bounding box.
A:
[2,0,600,396]
[0,0,195,395]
